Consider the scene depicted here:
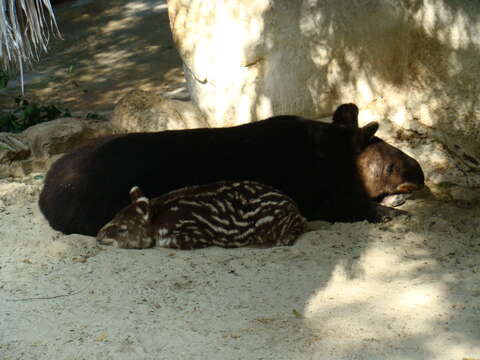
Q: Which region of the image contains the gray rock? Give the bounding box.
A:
[0,118,114,177]
[22,117,114,160]
[111,90,208,133]
[0,134,30,163]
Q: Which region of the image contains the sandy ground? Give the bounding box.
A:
[0,0,186,113]
[1,0,480,359]
[1,174,480,360]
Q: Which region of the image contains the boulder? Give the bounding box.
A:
[0,133,30,163]
[111,89,208,133]
[0,117,114,177]
[22,117,114,160]
[168,0,480,194]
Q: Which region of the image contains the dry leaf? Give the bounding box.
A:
[95,333,108,342]
[292,309,304,319]
[307,337,322,344]
[22,258,32,264]
[72,257,87,263]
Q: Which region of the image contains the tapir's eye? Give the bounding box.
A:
[386,164,394,176]
[117,226,128,233]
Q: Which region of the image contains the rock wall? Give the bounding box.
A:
[168,0,480,194]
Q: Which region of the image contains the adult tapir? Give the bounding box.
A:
[39,103,424,236]
[333,103,424,205]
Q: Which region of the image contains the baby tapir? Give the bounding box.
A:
[39,103,424,236]
[97,181,307,249]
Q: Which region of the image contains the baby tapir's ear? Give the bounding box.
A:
[130,186,144,203]
[130,186,151,222]
[353,121,379,153]
[134,197,151,222]
[332,103,359,129]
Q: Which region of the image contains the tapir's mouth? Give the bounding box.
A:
[394,182,424,194]
[96,235,119,247]
[377,182,425,207]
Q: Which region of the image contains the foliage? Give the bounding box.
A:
[0,0,60,81]
[0,71,8,89]
[0,68,71,133]
[0,70,103,133]
[0,95,71,133]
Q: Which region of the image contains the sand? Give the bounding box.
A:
[1,174,479,360]
[1,0,479,358]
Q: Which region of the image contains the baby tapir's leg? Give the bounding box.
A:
[155,224,217,250]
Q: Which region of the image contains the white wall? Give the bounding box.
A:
[168,0,480,191]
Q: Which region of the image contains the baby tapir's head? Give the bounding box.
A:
[96,186,155,249]
[333,103,425,200]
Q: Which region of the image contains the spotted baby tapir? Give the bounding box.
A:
[96,181,307,249]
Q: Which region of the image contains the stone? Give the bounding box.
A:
[168,0,480,190]
[0,118,114,178]
[22,117,114,160]
[111,90,208,133]
[0,133,30,163]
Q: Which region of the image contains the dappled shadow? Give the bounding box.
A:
[0,1,478,358]
[298,196,480,358]
[169,1,480,356]
[0,0,185,113]
[173,0,479,183]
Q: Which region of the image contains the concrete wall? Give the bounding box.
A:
[168,0,480,193]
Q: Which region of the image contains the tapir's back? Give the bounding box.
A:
[39,116,338,236]
[152,181,307,249]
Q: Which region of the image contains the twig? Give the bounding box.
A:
[6,288,85,302]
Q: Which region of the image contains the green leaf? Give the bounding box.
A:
[0,71,9,89]
[42,105,61,120]
[292,309,304,319]
[86,113,99,119]
[1,96,73,132]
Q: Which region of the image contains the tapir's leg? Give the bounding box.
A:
[310,196,409,223]
[368,203,409,222]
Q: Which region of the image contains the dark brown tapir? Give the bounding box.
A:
[39,103,424,236]
[333,103,424,206]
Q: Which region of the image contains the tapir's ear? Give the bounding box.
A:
[130,186,144,203]
[134,197,151,222]
[332,103,359,129]
[130,186,151,221]
[353,121,379,152]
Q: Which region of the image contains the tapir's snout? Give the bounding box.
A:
[97,237,119,247]
[395,181,424,194]
[96,225,119,247]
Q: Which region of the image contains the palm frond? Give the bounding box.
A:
[0,0,60,92]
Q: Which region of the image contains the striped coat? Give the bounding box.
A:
[97,181,307,250]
